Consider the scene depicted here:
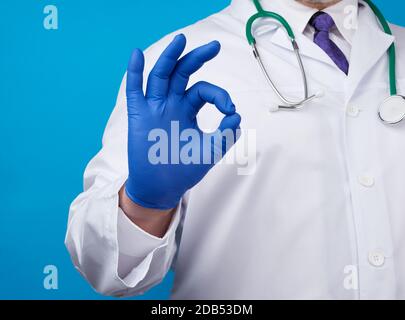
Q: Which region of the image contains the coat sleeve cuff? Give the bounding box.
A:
[117,204,181,258]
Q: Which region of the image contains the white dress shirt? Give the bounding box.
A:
[65,0,405,299]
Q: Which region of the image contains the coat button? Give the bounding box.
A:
[368,250,385,267]
[269,104,279,113]
[358,174,375,187]
[347,105,360,117]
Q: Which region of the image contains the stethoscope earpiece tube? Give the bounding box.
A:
[246,7,316,109]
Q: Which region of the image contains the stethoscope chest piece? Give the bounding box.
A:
[378,95,405,125]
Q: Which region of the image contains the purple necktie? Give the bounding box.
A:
[310,12,349,75]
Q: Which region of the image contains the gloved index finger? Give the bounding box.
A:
[145,34,187,100]
[169,41,221,96]
[184,81,236,119]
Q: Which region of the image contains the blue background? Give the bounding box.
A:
[0,0,403,300]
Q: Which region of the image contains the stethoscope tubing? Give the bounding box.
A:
[246,0,398,113]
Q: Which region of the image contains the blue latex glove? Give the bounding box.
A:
[125,34,241,210]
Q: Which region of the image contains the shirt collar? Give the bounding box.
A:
[229,0,359,44]
[322,0,359,45]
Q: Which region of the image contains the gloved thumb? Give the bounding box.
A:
[210,113,242,163]
[126,48,146,113]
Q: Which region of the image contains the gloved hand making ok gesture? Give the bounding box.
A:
[125,34,241,210]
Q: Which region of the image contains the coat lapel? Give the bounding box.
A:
[345,2,395,103]
[269,26,336,69]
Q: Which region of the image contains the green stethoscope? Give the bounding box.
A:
[246,0,405,125]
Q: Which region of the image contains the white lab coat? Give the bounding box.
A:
[65,0,405,299]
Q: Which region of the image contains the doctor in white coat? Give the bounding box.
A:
[65,0,405,299]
